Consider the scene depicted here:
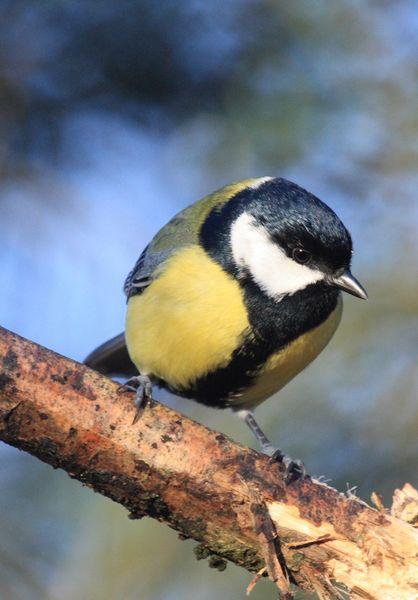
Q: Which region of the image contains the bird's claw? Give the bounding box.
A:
[117,375,153,424]
[269,449,307,483]
[117,377,140,393]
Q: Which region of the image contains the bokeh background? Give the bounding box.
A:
[0,1,417,598]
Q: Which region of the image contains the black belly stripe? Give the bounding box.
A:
[157,280,339,408]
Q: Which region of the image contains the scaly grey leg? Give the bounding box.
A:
[237,409,306,482]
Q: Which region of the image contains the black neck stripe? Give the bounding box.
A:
[165,281,339,407]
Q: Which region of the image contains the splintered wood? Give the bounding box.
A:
[391,483,418,526]
[248,492,291,598]
[268,494,418,600]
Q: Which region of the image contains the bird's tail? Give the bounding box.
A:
[84,333,138,377]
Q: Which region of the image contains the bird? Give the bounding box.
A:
[85,177,367,479]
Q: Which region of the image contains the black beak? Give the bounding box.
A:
[331,270,368,300]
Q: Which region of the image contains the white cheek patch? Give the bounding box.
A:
[230,212,324,299]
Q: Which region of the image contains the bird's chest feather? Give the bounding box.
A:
[232,296,343,408]
[125,245,250,389]
[126,245,342,408]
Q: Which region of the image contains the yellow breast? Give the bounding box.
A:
[233,296,343,408]
[125,245,249,389]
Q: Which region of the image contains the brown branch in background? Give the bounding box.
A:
[0,325,417,599]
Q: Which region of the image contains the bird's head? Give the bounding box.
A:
[201,177,367,301]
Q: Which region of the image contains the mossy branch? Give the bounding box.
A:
[0,326,417,599]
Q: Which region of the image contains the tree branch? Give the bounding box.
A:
[0,326,416,599]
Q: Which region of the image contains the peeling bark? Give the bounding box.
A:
[0,326,417,599]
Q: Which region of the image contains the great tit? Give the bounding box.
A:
[85,177,367,477]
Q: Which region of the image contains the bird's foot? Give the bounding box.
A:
[267,446,307,484]
[239,411,307,483]
[118,375,153,424]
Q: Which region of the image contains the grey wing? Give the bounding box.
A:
[123,207,201,299]
[124,244,151,297]
[124,243,174,298]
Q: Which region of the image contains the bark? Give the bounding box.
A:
[0,325,416,599]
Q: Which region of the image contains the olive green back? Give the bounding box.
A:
[124,178,261,296]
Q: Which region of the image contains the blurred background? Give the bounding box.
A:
[0,1,417,598]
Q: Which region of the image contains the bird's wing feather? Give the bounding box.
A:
[124,178,260,298]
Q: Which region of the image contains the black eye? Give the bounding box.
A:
[292,247,311,264]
